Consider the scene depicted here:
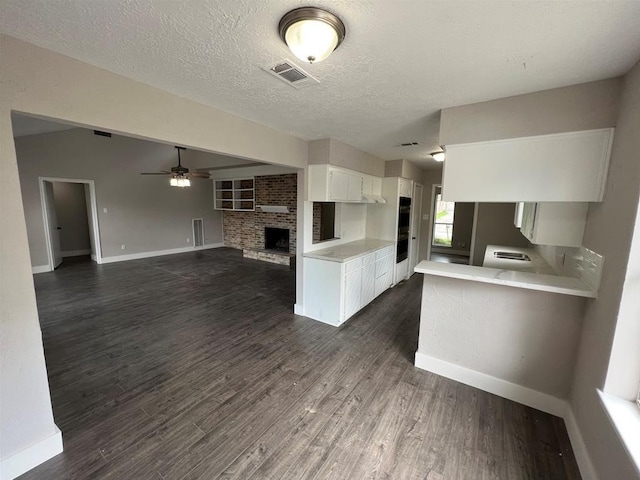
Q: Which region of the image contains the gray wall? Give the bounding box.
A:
[16,128,223,267]
[569,61,640,480]
[472,203,531,266]
[52,182,90,254]
[450,202,475,253]
[440,77,622,145]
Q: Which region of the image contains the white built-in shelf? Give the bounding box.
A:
[214,178,255,211]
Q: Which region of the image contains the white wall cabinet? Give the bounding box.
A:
[520,202,589,247]
[309,164,382,203]
[303,244,394,326]
[442,128,614,202]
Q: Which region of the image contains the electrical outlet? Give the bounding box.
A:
[423,214,429,221]
[121,244,126,250]
[103,207,108,214]
[187,238,191,243]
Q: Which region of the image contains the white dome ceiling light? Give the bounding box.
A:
[278,7,346,64]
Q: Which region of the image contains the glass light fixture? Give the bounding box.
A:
[432,151,446,162]
[279,7,346,64]
[170,175,191,188]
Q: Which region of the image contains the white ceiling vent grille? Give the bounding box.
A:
[264,60,320,89]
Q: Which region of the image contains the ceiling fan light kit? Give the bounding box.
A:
[279,7,346,64]
[140,146,210,187]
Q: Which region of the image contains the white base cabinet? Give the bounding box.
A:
[303,245,394,326]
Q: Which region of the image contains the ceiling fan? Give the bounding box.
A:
[141,146,210,187]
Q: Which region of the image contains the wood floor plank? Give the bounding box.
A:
[20,249,581,480]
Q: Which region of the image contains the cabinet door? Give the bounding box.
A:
[329,170,350,201]
[362,176,373,195]
[361,263,376,307]
[525,202,588,247]
[371,177,382,196]
[347,174,363,201]
[520,203,537,241]
[343,269,362,321]
[399,178,413,198]
[375,253,393,278]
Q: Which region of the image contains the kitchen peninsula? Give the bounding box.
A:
[413,258,594,416]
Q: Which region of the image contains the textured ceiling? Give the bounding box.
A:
[2,1,640,169]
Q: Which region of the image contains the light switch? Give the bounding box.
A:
[103,208,108,214]
[423,214,429,221]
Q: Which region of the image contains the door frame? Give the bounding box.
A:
[39,177,102,270]
[425,183,439,261]
[409,182,423,273]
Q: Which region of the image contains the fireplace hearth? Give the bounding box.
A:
[265,227,290,252]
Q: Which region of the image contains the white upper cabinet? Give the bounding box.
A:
[308,165,382,202]
[398,178,413,198]
[442,128,614,202]
[520,202,589,247]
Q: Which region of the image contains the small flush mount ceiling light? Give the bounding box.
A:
[279,7,346,64]
[431,151,446,162]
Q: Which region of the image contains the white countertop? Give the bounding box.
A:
[483,245,555,274]
[304,239,394,263]
[415,261,596,298]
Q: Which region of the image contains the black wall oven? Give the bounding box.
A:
[397,196,411,263]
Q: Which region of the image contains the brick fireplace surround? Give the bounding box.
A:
[222,174,297,265]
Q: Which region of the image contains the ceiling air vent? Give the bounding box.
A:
[264,60,320,89]
[398,142,419,147]
[94,130,112,137]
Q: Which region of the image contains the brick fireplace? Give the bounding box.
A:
[222,174,297,265]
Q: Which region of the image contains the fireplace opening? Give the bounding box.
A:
[265,227,290,252]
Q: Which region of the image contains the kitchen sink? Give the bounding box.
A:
[493,251,531,261]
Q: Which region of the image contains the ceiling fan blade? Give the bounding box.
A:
[140,171,171,175]
[189,172,211,178]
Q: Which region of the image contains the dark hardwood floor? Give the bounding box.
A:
[21,248,581,479]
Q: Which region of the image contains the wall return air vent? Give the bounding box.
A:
[264,60,320,89]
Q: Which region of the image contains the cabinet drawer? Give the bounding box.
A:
[376,245,394,260]
[375,254,393,278]
[345,257,363,273]
[363,252,376,266]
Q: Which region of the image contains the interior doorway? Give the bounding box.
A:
[426,184,475,265]
[39,177,102,271]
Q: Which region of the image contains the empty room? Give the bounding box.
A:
[1,2,639,480]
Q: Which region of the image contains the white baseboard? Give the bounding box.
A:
[61,249,91,258]
[414,352,567,417]
[563,407,598,480]
[293,304,304,316]
[91,254,97,262]
[32,265,51,274]
[100,243,224,264]
[0,426,62,480]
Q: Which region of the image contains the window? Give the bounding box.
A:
[432,187,455,247]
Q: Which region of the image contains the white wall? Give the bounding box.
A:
[384,159,424,184]
[440,77,622,145]
[51,182,91,255]
[568,60,640,480]
[0,34,307,475]
[16,129,224,267]
[417,275,585,401]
